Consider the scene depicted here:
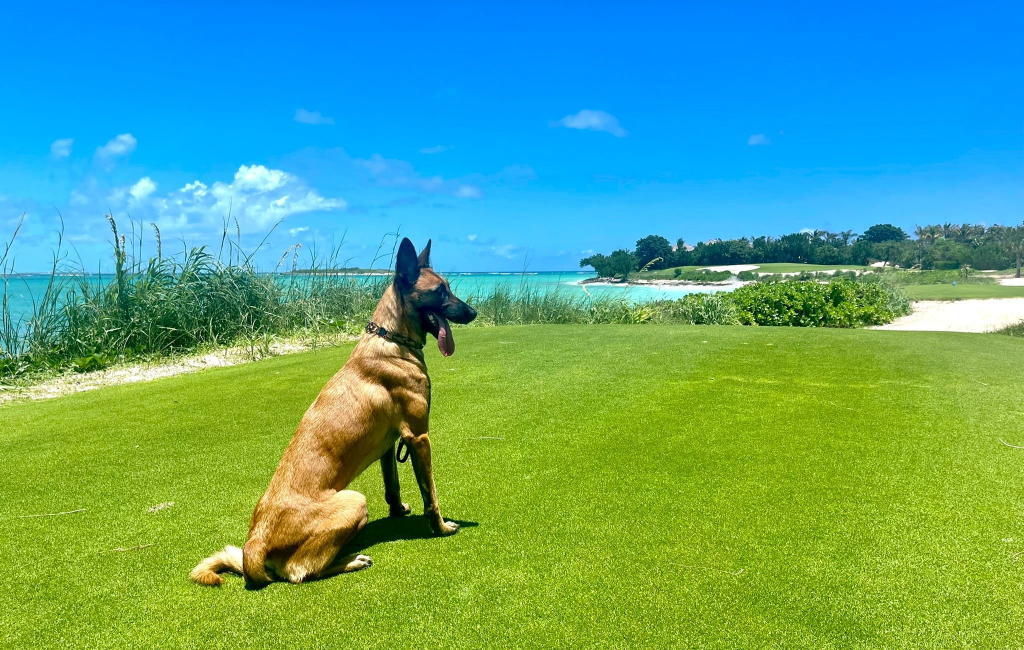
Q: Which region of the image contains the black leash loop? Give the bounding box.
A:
[396,440,410,463]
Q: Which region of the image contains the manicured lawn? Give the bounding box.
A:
[2,326,1024,648]
[752,263,872,274]
[903,284,1024,300]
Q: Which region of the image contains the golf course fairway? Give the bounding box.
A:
[2,325,1023,648]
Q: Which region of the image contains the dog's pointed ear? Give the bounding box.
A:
[395,237,420,287]
[417,239,432,268]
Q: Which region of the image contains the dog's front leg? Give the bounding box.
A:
[400,425,459,536]
[380,443,411,517]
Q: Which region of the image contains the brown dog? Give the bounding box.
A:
[190,238,476,587]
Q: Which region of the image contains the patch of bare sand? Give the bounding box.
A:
[0,333,356,406]
[876,298,1024,333]
[999,277,1024,286]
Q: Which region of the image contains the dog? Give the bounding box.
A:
[190,238,477,587]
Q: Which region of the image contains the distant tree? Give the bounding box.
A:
[579,253,610,276]
[607,249,637,282]
[634,235,673,270]
[1002,225,1024,278]
[861,224,909,244]
[840,230,858,245]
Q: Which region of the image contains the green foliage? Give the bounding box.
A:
[606,249,637,281]
[737,270,758,281]
[584,222,1019,273]
[996,320,1024,337]
[861,223,909,243]
[730,280,910,327]
[634,235,673,270]
[580,249,637,280]
[660,293,739,325]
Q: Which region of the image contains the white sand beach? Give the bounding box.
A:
[877,299,1024,333]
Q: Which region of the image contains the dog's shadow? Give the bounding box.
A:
[342,516,479,557]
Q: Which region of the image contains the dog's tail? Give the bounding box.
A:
[189,545,244,587]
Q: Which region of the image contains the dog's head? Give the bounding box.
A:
[395,237,477,357]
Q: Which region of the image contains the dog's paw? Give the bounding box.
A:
[347,554,373,572]
[436,520,460,536]
[389,502,411,517]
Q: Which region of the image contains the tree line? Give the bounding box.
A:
[581,222,1024,280]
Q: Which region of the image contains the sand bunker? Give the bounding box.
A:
[877,298,1024,333]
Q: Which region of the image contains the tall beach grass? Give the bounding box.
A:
[1,215,910,381]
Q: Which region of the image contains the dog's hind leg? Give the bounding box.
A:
[279,490,372,584]
[380,443,411,517]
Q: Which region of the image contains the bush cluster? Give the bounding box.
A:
[730,279,910,328]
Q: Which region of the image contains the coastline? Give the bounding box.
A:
[580,276,747,288]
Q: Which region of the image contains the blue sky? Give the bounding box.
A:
[2,1,1021,272]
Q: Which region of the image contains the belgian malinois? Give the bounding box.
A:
[190,238,477,587]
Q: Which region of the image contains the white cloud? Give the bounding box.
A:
[96,164,345,232]
[747,134,770,146]
[420,145,453,154]
[234,164,288,192]
[129,177,156,200]
[294,109,335,125]
[289,226,309,236]
[50,138,74,159]
[467,234,478,242]
[552,110,628,137]
[96,133,137,160]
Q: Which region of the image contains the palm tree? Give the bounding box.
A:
[840,230,857,246]
[1003,225,1024,278]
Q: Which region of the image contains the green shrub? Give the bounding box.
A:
[737,270,758,281]
[931,260,960,271]
[995,321,1024,338]
[730,280,910,328]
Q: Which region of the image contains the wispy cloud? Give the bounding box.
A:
[490,244,521,259]
[95,133,137,161]
[467,234,477,241]
[552,109,628,137]
[294,109,335,125]
[50,138,74,159]
[419,145,453,155]
[356,153,483,199]
[288,226,309,236]
[747,133,770,146]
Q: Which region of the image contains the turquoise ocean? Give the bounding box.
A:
[2,271,735,324]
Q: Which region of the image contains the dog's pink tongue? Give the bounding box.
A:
[436,313,455,357]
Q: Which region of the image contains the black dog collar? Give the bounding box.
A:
[365,321,425,351]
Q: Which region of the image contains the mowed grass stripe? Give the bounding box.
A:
[2,326,1023,649]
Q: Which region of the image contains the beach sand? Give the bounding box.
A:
[877,298,1024,333]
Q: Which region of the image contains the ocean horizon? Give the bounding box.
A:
[2,270,736,324]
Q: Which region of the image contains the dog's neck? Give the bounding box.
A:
[368,283,426,348]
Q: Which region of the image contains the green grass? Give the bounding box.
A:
[3,326,1024,648]
[902,284,1024,300]
[751,263,872,273]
